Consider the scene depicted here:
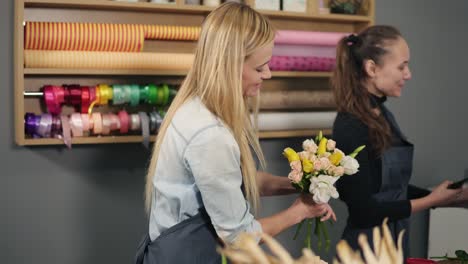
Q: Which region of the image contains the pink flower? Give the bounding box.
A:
[329,166,345,177]
[302,139,318,153]
[326,139,336,151]
[298,151,311,161]
[313,158,330,171]
[288,160,303,183]
[288,170,303,184]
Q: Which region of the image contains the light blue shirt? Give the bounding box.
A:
[149,97,261,243]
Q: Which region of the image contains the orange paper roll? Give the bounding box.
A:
[24,50,194,70]
[142,25,201,41]
[260,90,336,110]
[25,22,145,52]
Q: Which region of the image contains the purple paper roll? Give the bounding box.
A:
[275,30,349,46]
[269,56,335,71]
[273,44,336,58]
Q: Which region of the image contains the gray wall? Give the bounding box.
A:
[3,0,467,263]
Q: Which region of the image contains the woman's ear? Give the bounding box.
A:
[364,59,377,78]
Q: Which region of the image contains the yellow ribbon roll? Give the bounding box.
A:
[24,50,194,70]
[25,22,145,52]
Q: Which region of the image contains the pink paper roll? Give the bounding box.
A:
[273,44,336,58]
[275,30,349,46]
[269,56,335,71]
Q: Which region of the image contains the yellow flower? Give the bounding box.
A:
[317,137,328,155]
[283,147,300,163]
[329,152,343,166]
[302,158,313,173]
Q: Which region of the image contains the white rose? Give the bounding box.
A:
[309,175,339,204]
[302,139,318,154]
[340,156,360,175]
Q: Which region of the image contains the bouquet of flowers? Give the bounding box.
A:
[283,131,365,251]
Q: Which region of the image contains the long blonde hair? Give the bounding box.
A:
[145,2,275,213]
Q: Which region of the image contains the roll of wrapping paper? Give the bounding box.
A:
[24,22,145,52]
[272,44,336,58]
[260,90,335,110]
[142,25,201,41]
[275,30,349,46]
[255,111,336,131]
[24,50,194,70]
[269,56,335,71]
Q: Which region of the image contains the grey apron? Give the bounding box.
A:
[134,207,223,264]
[341,104,414,259]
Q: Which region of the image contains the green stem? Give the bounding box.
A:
[221,254,227,264]
[293,219,305,240]
[305,219,312,249]
[314,218,322,250]
[321,220,330,252]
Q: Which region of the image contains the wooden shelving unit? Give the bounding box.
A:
[15,0,374,146]
[24,68,333,78]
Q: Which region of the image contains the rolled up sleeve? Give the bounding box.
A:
[183,124,262,244]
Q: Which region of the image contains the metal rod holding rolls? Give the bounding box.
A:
[24,91,43,96]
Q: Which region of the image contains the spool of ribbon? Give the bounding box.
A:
[92,113,103,135]
[37,114,53,138]
[138,112,150,148]
[129,114,141,131]
[51,115,62,137]
[118,110,130,134]
[149,111,163,133]
[24,113,40,137]
[43,85,65,114]
[70,113,84,137]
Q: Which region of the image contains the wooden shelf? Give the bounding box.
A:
[259,129,332,139]
[24,0,214,14]
[24,0,371,23]
[259,9,371,23]
[20,128,332,145]
[23,68,332,78]
[23,68,189,76]
[23,135,155,145]
[272,71,332,78]
[15,0,373,145]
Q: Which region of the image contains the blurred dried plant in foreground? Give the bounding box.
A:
[220,218,404,264]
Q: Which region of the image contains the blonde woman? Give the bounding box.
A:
[134,2,335,264]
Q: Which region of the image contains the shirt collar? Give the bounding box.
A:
[370,93,387,107]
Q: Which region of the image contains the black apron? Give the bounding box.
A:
[134,207,223,264]
[341,104,414,259]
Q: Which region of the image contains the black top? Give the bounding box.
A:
[332,95,430,228]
